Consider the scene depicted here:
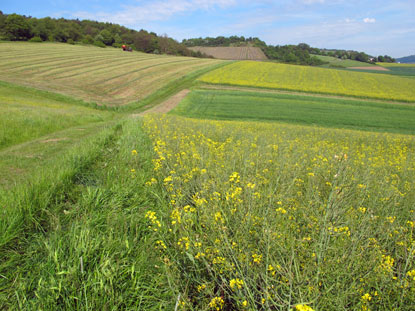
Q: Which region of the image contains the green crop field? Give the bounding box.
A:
[199,61,415,102]
[171,88,415,134]
[1,42,415,310]
[0,42,224,106]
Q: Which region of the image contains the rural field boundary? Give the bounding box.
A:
[198,84,415,106]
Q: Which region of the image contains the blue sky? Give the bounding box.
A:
[2,0,414,57]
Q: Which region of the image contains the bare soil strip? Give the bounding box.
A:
[133,89,191,117]
[348,66,390,71]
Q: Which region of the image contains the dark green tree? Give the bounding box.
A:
[99,29,114,45]
[4,13,32,40]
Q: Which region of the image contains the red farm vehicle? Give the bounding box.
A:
[122,45,133,52]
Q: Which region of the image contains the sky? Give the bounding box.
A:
[1,0,414,57]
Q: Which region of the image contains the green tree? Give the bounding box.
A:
[99,29,114,46]
[4,14,32,41]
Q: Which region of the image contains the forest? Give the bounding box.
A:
[0,11,206,57]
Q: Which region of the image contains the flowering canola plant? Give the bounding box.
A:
[141,114,415,310]
[198,61,415,102]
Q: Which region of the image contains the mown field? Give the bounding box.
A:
[199,61,415,102]
[172,88,415,134]
[189,46,268,60]
[0,42,224,106]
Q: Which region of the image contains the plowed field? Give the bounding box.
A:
[189,46,267,60]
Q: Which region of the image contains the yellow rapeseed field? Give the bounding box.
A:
[139,114,415,310]
[198,61,415,102]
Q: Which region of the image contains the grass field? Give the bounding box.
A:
[0,42,224,106]
[314,54,376,68]
[189,46,268,60]
[199,61,415,102]
[0,81,113,150]
[171,89,415,134]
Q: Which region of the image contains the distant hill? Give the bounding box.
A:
[397,55,415,63]
[189,46,267,61]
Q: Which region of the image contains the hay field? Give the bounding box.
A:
[189,46,268,60]
[199,61,415,102]
[0,42,224,106]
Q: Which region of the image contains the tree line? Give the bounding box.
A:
[183,36,396,65]
[0,11,208,57]
[182,36,267,48]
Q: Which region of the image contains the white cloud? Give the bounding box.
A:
[73,0,236,26]
[363,17,376,23]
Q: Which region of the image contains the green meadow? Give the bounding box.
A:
[0,81,113,150]
[172,88,415,134]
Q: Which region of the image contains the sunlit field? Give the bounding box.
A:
[0,42,224,105]
[140,114,415,310]
[172,88,415,134]
[199,61,415,102]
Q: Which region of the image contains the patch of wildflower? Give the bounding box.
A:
[209,297,224,310]
[229,278,244,290]
[295,304,314,311]
[144,211,161,231]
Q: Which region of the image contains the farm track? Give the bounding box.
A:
[134,89,190,116]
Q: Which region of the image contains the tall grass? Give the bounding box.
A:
[0,120,175,309]
[0,81,113,150]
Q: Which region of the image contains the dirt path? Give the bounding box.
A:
[348,66,390,71]
[132,89,190,117]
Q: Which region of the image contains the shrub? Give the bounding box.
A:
[93,40,106,48]
[29,36,42,42]
[67,38,75,45]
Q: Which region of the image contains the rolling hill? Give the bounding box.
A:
[397,55,415,63]
[0,42,224,106]
[189,46,268,60]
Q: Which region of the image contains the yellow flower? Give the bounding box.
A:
[295,304,314,311]
[209,297,224,310]
[131,149,137,155]
[229,278,244,290]
[252,253,262,264]
[361,293,372,302]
